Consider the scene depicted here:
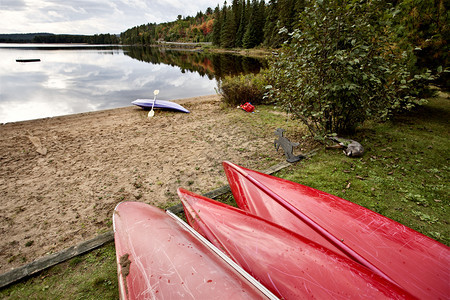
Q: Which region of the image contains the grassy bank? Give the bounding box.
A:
[277,95,449,245]
[1,94,448,298]
[1,243,118,299]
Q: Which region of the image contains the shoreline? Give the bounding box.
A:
[1,94,218,126]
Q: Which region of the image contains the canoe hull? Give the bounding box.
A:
[113,201,269,299]
[178,188,414,299]
[131,99,190,113]
[223,161,450,299]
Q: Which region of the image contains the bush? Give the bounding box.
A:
[218,70,270,106]
[266,0,435,136]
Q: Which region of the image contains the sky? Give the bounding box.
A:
[0,0,224,35]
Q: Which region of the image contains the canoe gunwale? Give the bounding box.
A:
[166,210,279,300]
[223,160,401,288]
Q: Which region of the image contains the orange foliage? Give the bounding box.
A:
[205,19,214,35]
[197,19,214,36]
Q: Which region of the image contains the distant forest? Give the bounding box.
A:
[0,33,119,44]
[120,0,296,48]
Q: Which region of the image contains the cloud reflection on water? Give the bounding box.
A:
[0,45,217,123]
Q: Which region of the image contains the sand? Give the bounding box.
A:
[0,95,289,273]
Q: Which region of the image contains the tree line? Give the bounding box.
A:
[120,8,215,45]
[120,0,301,49]
[212,0,308,49]
[33,34,119,44]
[0,33,119,44]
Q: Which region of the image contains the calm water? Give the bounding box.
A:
[0,44,266,123]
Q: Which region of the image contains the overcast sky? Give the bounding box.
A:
[0,0,224,35]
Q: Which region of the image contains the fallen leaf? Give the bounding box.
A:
[346,182,351,189]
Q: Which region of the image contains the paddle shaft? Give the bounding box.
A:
[151,95,156,109]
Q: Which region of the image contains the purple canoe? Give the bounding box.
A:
[132,99,190,113]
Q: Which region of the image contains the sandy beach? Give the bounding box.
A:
[0,94,291,273]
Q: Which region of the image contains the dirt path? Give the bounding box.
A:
[0,95,286,273]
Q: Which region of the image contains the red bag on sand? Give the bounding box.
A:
[240,102,255,112]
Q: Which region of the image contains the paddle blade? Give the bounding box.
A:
[147,109,154,118]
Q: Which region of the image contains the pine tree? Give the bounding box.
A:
[236,0,249,47]
[243,0,266,48]
[242,0,258,48]
[212,5,222,46]
[256,0,266,43]
[221,3,237,48]
[232,0,242,37]
[264,0,279,47]
[277,0,296,43]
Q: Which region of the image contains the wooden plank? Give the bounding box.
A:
[0,231,114,289]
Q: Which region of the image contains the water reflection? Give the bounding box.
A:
[124,46,267,80]
[0,44,266,123]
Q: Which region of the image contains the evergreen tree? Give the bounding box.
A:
[236,0,249,47]
[242,0,258,48]
[256,0,266,43]
[232,0,243,40]
[220,3,237,48]
[243,0,265,48]
[212,5,222,46]
[277,0,296,44]
[263,0,278,47]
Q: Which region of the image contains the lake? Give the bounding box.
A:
[0,44,266,123]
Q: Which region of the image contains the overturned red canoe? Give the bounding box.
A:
[113,201,276,299]
[178,188,414,299]
[223,161,450,299]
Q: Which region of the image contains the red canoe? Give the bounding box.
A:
[113,202,277,299]
[223,161,450,299]
[178,188,414,299]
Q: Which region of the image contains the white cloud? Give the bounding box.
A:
[0,0,27,10]
[0,0,224,34]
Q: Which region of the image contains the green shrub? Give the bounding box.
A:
[266,0,435,136]
[218,70,270,106]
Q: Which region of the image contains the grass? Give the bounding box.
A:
[276,95,449,245]
[1,242,118,299]
[1,95,448,298]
